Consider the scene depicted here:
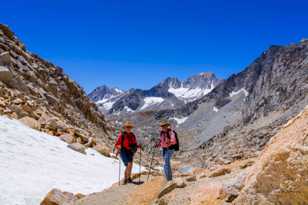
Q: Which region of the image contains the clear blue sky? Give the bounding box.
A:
[1,0,308,92]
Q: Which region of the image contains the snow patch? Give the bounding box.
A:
[140,97,164,110]
[103,101,116,110]
[114,88,124,93]
[172,117,188,124]
[96,95,118,110]
[213,106,219,112]
[229,88,249,98]
[0,116,140,205]
[124,106,134,112]
[168,82,215,102]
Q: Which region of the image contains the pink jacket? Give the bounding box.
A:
[160,129,177,148]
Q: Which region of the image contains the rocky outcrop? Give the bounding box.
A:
[41,189,84,205]
[0,24,111,150]
[233,106,308,205]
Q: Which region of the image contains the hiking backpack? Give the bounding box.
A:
[121,132,138,154]
[167,130,180,151]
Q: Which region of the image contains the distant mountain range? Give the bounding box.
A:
[88,72,222,114]
[89,40,308,165]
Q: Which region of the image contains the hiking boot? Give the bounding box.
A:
[127,178,133,183]
[122,179,128,185]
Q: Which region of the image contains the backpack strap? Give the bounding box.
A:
[121,131,125,148]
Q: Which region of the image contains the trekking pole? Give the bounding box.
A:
[139,146,142,183]
[118,156,121,186]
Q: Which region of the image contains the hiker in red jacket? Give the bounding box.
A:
[115,121,139,185]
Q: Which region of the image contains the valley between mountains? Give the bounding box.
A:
[0,24,307,205]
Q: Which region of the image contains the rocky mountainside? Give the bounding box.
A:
[89,72,222,114]
[0,24,111,150]
[165,40,308,167]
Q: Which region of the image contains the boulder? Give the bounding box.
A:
[74,129,89,143]
[209,167,231,178]
[68,143,86,154]
[94,143,111,157]
[234,107,308,204]
[197,173,208,180]
[0,66,13,82]
[174,178,187,188]
[20,116,40,130]
[40,189,75,205]
[60,134,75,144]
[185,175,197,182]
[84,137,96,147]
[0,51,11,65]
[39,114,67,132]
[239,160,255,169]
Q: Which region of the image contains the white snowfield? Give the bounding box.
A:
[168,83,215,102]
[0,116,140,205]
[140,97,164,110]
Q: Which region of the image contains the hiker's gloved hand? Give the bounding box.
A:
[110,153,117,158]
[114,149,120,157]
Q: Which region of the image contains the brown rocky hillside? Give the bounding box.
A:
[0,24,111,152]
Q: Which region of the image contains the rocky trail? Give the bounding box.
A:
[43,106,308,205]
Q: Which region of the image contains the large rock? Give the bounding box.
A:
[0,52,11,65]
[93,143,111,157]
[60,133,75,144]
[209,167,231,178]
[68,143,86,154]
[40,189,75,205]
[20,116,40,130]
[0,66,13,82]
[234,107,308,205]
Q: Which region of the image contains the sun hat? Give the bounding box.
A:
[159,120,171,127]
[123,121,134,128]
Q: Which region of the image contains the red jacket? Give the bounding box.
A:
[115,132,138,151]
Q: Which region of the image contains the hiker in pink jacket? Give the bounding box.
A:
[158,120,179,181]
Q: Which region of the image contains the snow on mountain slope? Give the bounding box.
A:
[171,117,188,125]
[140,97,164,110]
[97,96,118,110]
[89,86,125,112]
[229,88,249,98]
[89,72,221,114]
[0,116,140,205]
[168,83,215,102]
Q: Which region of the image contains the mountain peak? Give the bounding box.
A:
[88,85,124,102]
[199,72,216,79]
